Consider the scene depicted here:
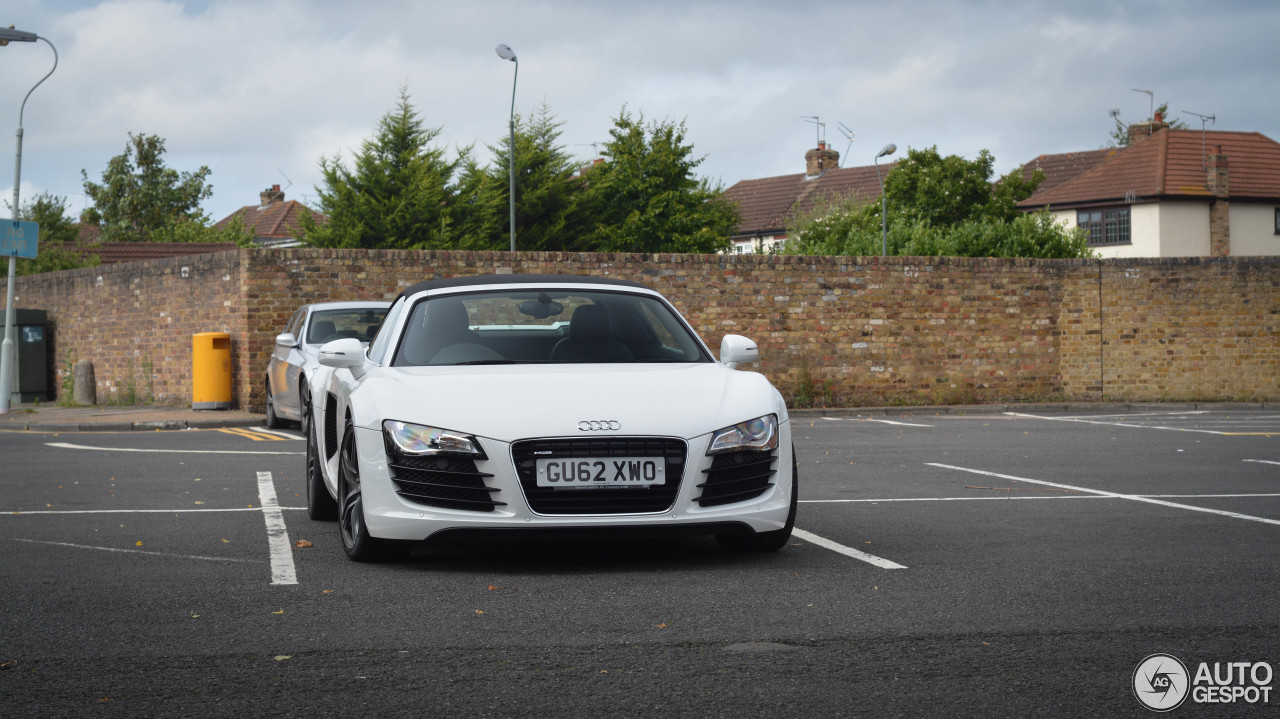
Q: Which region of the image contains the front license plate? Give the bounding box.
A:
[536,457,665,488]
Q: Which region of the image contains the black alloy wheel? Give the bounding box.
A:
[337,418,408,562]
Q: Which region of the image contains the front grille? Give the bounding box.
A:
[511,437,687,515]
[696,449,777,507]
[387,448,504,512]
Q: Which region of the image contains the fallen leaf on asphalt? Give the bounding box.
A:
[272,609,284,615]
[274,655,292,662]
[1,660,16,670]
[323,589,335,594]
[488,584,501,591]
[189,613,200,619]
[193,501,204,505]
[135,541,143,547]
[982,641,990,646]
[654,623,667,629]
[294,540,313,549]
[474,610,485,615]
[221,538,229,543]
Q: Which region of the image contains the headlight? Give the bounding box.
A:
[707,414,778,455]
[383,420,485,458]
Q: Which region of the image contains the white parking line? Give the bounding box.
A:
[802,493,1280,503]
[46,442,302,455]
[3,536,259,563]
[927,463,1280,527]
[249,427,304,440]
[1004,412,1231,435]
[1005,413,1278,436]
[5,507,307,515]
[256,471,298,586]
[1244,459,1280,466]
[792,528,907,569]
[821,417,933,427]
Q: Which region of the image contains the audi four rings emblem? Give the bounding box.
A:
[578,420,621,431]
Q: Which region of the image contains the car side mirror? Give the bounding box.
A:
[318,337,368,378]
[275,332,298,349]
[719,334,760,369]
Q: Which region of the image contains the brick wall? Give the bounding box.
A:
[13,250,243,405]
[13,249,1280,409]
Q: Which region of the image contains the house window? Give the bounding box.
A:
[1078,207,1131,246]
[1274,207,1279,235]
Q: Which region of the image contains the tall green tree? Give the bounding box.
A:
[10,192,99,275]
[302,88,459,249]
[580,109,737,254]
[81,133,214,242]
[452,104,588,251]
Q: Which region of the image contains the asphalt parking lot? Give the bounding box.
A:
[1,408,1276,717]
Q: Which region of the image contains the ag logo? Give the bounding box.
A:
[1134,653,1190,712]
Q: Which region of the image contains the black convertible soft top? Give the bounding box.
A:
[394,273,650,304]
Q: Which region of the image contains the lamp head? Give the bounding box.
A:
[0,26,39,46]
[495,43,516,62]
[877,143,897,158]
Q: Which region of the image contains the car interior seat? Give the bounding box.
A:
[549,305,634,363]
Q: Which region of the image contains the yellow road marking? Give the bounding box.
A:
[218,427,286,441]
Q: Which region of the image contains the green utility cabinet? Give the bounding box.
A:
[12,309,50,402]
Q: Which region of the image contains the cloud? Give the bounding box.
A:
[0,0,1275,223]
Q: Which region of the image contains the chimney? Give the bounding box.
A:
[1127,111,1170,146]
[259,184,285,206]
[805,141,840,178]
[1207,145,1230,256]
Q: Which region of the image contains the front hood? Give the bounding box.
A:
[351,363,785,443]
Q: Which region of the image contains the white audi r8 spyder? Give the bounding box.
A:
[304,274,796,562]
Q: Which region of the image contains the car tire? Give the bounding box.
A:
[306,418,338,521]
[264,380,284,429]
[715,446,798,553]
[337,418,409,562]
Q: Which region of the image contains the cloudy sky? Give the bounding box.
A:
[2,0,1277,225]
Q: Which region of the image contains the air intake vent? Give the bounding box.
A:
[696,449,776,507]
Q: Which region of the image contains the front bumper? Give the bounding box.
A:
[354,420,794,542]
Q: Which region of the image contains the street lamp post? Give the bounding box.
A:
[495,44,518,253]
[0,27,58,414]
[874,143,896,257]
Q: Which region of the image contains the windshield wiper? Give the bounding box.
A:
[451,359,520,365]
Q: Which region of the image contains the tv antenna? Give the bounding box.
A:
[1132,88,1153,120]
[277,170,293,193]
[1182,110,1216,171]
[801,116,825,145]
[836,122,855,167]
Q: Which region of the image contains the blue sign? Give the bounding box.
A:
[1,220,39,259]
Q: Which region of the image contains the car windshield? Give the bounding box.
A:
[391,289,711,366]
[307,308,389,345]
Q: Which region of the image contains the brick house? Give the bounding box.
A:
[1018,119,1280,257]
[213,184,324,248]
[720,142,893,254]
